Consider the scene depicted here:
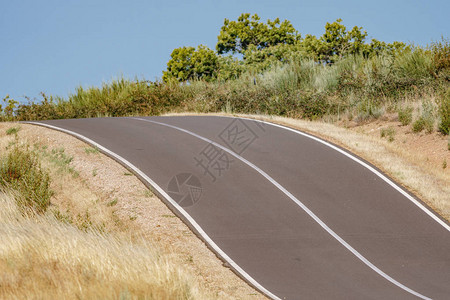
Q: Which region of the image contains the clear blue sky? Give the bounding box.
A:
[1,0,449,103]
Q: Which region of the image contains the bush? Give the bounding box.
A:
[431,38,450,81]
[412,117,425,133]
[0,145,53,213]
[393,48,434,87]
[0,95,19,121]
[421,100,436,133]
[438,88,450,135]
[355,97,383,121]
[380,127,396,142]
[410,100,437,134]
[298,92,331,120]
[6,126,21,135]
[398,106,413,125]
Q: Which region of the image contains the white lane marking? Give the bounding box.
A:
[24,121,280,300]
[132,117,431,300]
[231,116,450,233]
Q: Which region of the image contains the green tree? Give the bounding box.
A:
[216,13,299,55]
[318,19,367,63]
[364,39,408,57]
[298,34,326,61]
[163,45,219,82]
[243,43,311,72]
[216,55,244,81]
[1,95,19,121]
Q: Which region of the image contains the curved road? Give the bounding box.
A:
[29,116,450,299]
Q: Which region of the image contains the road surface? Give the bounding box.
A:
[28,116,450,299]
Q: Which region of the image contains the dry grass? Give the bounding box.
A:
[164,112,450,221]
[0,192,206,300]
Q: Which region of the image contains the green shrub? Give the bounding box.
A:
[0,146,53,213]
[1,95,19,121]
[420,100,436,133]
[84,147,100,155]
[398,107,413,125]
[298,92,331,120]
[412,117,425,133]
[430,38,450,81]
[356,97,383,121]
[438,88,450,135]
[393,48,434,87]
[409,100,437,134]
[380,127,395,142]
[6,126,20,135]
[424,117,435,133]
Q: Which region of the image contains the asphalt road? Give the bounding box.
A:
[29,116,450,300]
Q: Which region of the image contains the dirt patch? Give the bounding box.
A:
[345,116,449,176]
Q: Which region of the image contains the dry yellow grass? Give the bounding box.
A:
[0,191,208,300]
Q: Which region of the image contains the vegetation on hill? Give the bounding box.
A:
[1,13,449,135]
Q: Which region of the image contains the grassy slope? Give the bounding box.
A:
[0,194,205,299]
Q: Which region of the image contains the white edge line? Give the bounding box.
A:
[24,121,281,300]
[132,117,431,300]
[232,116,450,233]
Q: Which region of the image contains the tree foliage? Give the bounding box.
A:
[216,55,244,81]
[164,14,416,82]
[216,13,299,55]
[1,95,19,121]
[320,19,367,62]
[163,45,218,82]
[242,43,311,73]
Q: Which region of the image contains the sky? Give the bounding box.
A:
[1,0,449,104]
